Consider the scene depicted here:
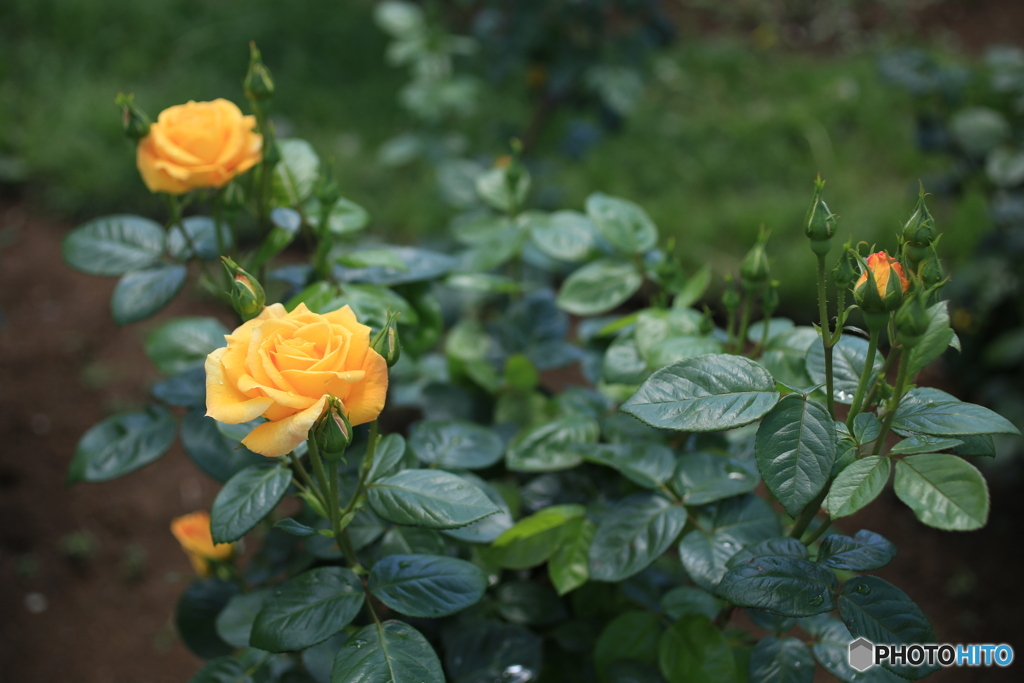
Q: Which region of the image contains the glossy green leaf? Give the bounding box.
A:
[622,355,779,432]
[759,327,818,390]
[367,470,500,529]
[889,435,963,455]
[837,576,938,679]
[251,567,363,652]
[755,394,836,515]
[376,526,446,557]
[336,246,455,286]
[215,589,271,648]
[180,411,265,483]
[145,316,229,375]
[824,456,890,519]
[671,451,759,505]
[489,504,586,569]
[188,658,252,683]
[152,367,206,407]
[602,333,649,385]
[409,419,504,469]
[369,553,487,618]
[852,413,882,446]
[817,530,896,571]
[660,586,723,621]
[62,214,164,276]
[594,611,662,680]
[584,442,676,488]
[549,517,596,596]
[748,636,814,683]
[724,537,808,569]
[892,400,1019,436]
[440,621,542,683]
[801,614,905,683]
[273,139,320,206]
[306,196,370,235]
[908,302,957,375]
[111,263,187,325]
[167,216,233,261]
[807,335,884,405]
[210,463,292,544]
[658,615,738,683]
[331,620,444,683]
[586,192,658,255]
[274,518,319,537]
[67,406,176,484]
[506,415,600,472]
[439,474,514,544]
[893,454,990,530]
[176,579,239,659]
[589,493,687,581]
[529,210,596,262]
[556,258,644,316]
[364,433,407,484]
[717,555,837,617]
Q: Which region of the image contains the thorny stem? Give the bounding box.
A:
[873,352,914,455]
[816,254,835,419]
[845,327,881,428]
[862,347,901,414]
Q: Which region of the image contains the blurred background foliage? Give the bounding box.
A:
[0,0,1008,313]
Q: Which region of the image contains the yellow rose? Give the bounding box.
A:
[205,303,389,458]
[170,511,234,576]
[137,99,262,194]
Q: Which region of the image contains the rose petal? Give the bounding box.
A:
[243,396,328,457]
[205,348,275,424]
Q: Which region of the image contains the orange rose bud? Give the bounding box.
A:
[170,511,234,577]
[205,303,389,458]
[854,251,909,315]
[136,99,262,194]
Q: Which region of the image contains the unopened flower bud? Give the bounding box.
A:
[316,158,342,209]
[740,230,771,291]
[699,305,715,335]
[243,42,275,103]
[832,244,860,288]
[761,280,780,317]
[115,93,151,142]
[902,185,937,266]
[895,289,931,348]
[804,176,836,255]
[722,274,740,314]
[370,309,401,367]
[313,396,353,463]
[854,251,908,315]
[221,257,265,321]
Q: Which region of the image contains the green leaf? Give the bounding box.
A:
[439,474,514,544]
[589,493,687,581]
[167,216,233,261]
[180,411,265,483]
[549,517,595,596]
[678,494,781,591]
[660,586,723,621]
[908,302,957,375]
[409,419,504,469]
[367,470,501,529]
[529,210,597,262]
[556,259,644,316]
[602,333,650,385]
[837,576,938,679]
[336,246,455,286]
[251,567,364,652]
[892,400,1020,436]
[817,530,896,571]
[594,611,662,680]
[893,454,990,530]
[824,456,891,519]
[440,621,543,683]
[801,614,905,683]
[646,336,724,369]
[506,415,600,472]
[67,406,176,484]
[489,504,586,569]
[274,518,319,537]
[145,316,229,375]
[585,192,658,255]
[748,636,814,683]
[210,463,292,544]
[189,658,253,683]
[671,451,759,505]
[852,413,882,446]
[364,434,407,484]
[377,526,447,557]
[176,579,239,659]
[331,620,443,683]
[369,553,487,618]
[725,537,808,569]
[755,394,836,517]
[622,355,779,432]
[495,580,567,625]
[273,139,320,206]
[111,264,187,325]
[889,435,963,455]
[634,309,703,362]
[215,589,271,648]
[672,265,712,310]
[249,208,302,269]
[952,433,996,457]
[306,196,370,235]
[583,442,676,488]
[658,615,738,683]
[807,335,884,405]
[717,556,837,617]
[62,214,164,276]
[152,367,206,407]
[759,327,818,390]
[476,166,530,212]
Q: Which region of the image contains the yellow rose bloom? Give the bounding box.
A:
[205,303,389,458]
[137,99,262,194]
[170,511,234,577]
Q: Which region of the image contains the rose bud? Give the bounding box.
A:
[832,243,860,288]
[895,288,931,348]
[722,274,740,314]
[115,93,151,142]
[761,280,780,318]
[854,251,909,319]
[370,309,401,367]
[740,230,771,291]
[221,257,265,321]
[243,42,275,103]
[804,176,836,255]
[170,511,234,577]
[902,185,937,268]
[312,396,353,463]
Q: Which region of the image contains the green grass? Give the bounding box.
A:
[1,1,980,313]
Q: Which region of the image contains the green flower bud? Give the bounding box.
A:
[902,184,937,252]
[919,241,945,289]
[895,289,931,348]
[740,230,771,291]
[722,274,741,314]
[221,257,266,321]
[115,93,150,142]
[832,244,860,288]
[370,309,401,367]
[804,176,836,254]
[243,42,275,103]
[761,280,780,317]
[316,158,342,209]
[313,396,353,463]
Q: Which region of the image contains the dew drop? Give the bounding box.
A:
[810,595,825,606]
[856,583,871,595]
[399,561,411,569]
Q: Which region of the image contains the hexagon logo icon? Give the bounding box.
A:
[849,637,875,672]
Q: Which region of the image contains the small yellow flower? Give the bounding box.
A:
[170,511,234,577]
